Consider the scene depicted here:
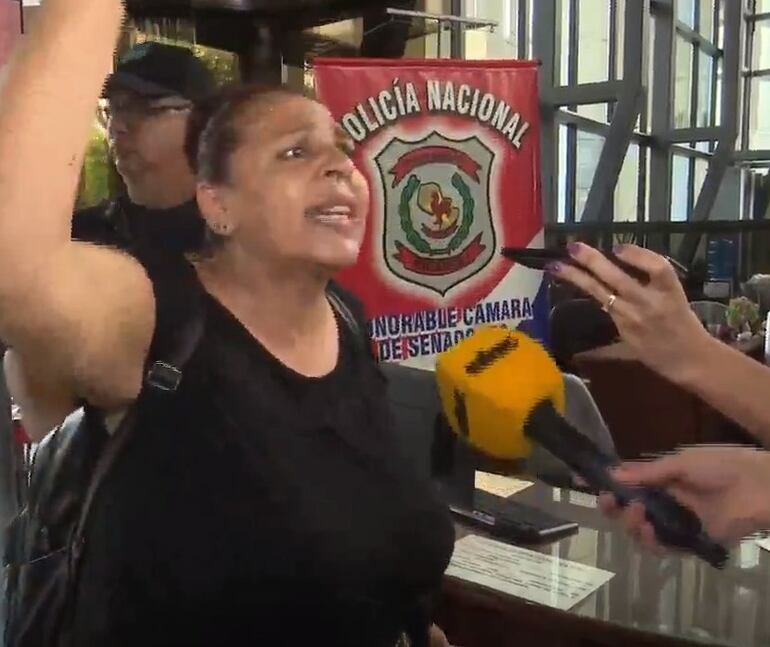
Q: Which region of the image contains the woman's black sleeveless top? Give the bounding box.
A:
[69,256,456,647]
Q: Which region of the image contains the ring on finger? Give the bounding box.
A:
[602,294,618,313]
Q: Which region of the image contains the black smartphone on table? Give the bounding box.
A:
[450,489,579,545]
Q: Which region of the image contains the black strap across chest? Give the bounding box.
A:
[74,272,363,557]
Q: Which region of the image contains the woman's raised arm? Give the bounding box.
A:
[0,0,155,406]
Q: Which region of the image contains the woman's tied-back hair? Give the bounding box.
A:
[185,82,298,184]
[184,82,299,251]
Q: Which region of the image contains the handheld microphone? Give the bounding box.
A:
[435,326,728,568]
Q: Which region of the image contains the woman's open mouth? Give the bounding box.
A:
[305,205,354,224]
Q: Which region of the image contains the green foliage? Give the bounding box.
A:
[192,45,240,86]
[77,127,112,209]
[726,296,761,333]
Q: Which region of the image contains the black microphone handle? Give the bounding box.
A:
[523,400,728,568]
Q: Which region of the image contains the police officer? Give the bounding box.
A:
[73,41,216,253]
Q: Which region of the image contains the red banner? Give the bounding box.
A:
[314,58,545,365]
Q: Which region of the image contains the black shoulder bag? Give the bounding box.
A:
[3,258,206,647]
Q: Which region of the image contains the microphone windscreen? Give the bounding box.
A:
[435,326,565,460]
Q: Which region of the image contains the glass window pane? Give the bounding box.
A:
[615,0,626,79]
[577,0,610,84]
[697,50,714,127]
[752,19,770,71]
[678,0,696,27]
[463,1,518,60]
[527,0,534,58]
[669,233,687,259]
[715,57,723,127]
[674,36,694,128]
[671,154,691,221]
[644,147,652,221]
[576,103,610,122]
[646,17,656,133]
[718,5,724,48]
[462,30,490,60]
[759,0,770,13]
[558,125,569,223]
[503,0,518,43]
[575,130,604,221]
[694,158,709,204]
[614,144,639,222]
[699,0,714,40]
[749,76,770,149]
[560,0,571,85]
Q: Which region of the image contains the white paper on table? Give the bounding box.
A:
[475,471,533,498]
[446,534,614,611]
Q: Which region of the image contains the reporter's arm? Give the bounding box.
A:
[552,243,770,447]
[676,335,770,447]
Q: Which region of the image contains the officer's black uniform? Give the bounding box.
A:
[73,196,205,254]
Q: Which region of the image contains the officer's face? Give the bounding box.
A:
[104,89,192,183]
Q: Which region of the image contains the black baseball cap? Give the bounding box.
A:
[105,42,216,103]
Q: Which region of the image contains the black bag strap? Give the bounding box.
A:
[70,310,205,546]
[72,280,351,550]
[327,287,367,354]
[68,254,206,562]
[327,289,358,333]
[76,277,351,527]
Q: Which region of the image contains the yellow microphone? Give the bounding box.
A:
[435,326,728,568]
[435,326,565,460]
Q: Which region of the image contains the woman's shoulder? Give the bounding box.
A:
[125,250,206,372]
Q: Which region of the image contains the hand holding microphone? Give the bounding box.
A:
[600,446,770,551]
[436,326,728,568]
